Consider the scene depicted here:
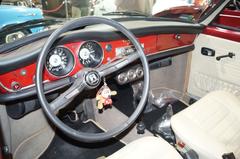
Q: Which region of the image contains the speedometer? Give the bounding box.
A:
[46,46,74,77]
[78,41,103,68]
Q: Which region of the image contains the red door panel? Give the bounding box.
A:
[203,9,240,42]
[203,26,240,42]
[215,9,240,28]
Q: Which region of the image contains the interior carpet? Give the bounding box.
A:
[112,85,187,133]
[40,120,124,159]
[108,81,135,117]
[108,81,187,123]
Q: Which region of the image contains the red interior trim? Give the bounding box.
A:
[214,9,240,28]
[203,26,240,42]
[223,9,240,16]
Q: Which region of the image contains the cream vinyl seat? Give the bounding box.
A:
[107,136,183,159]
[171,91,240,159]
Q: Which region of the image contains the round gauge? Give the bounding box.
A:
[46,47,74,77]
[78,41,103,68]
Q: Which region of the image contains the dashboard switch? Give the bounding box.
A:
[127,69,137,80]
[117,73,128,84]
[105,44,112,52]
[136,67,144,78]
[20,69,27,76]
[11,82,21,91]
[175,34,181,40]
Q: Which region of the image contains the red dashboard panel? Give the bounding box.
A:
[0,34,196,94]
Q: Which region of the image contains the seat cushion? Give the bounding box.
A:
[106,136,183,159]
[171,91,240,159]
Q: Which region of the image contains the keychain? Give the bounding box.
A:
[96,79,117,110]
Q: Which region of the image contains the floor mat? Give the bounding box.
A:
[40,120,124,159]
[109,82,135,117]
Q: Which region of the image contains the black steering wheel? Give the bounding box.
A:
[234,0,240,10]
[36,17,150,143]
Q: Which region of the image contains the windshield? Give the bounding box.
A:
[47,0,216,20]
[0,0,219,45]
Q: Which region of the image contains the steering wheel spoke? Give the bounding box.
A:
[50,75,86,113]
[98,52,139,77]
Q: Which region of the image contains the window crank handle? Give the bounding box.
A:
[216,52,235,61]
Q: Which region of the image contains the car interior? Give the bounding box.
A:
[0,0,240,159]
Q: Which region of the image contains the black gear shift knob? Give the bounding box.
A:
[137,121,146,134]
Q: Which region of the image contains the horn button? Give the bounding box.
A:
[85,70,101,88]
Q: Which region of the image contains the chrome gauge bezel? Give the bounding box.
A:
[45,46,75,77]
[78,40,104,68]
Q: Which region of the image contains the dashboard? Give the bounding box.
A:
[0,19,203,103]
[0,34,196,95]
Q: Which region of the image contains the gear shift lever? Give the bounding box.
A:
[137,120,146,134]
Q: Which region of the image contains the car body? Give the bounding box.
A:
[0,5,43,28]
[0,0,31,7]
[0,5,45,44]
